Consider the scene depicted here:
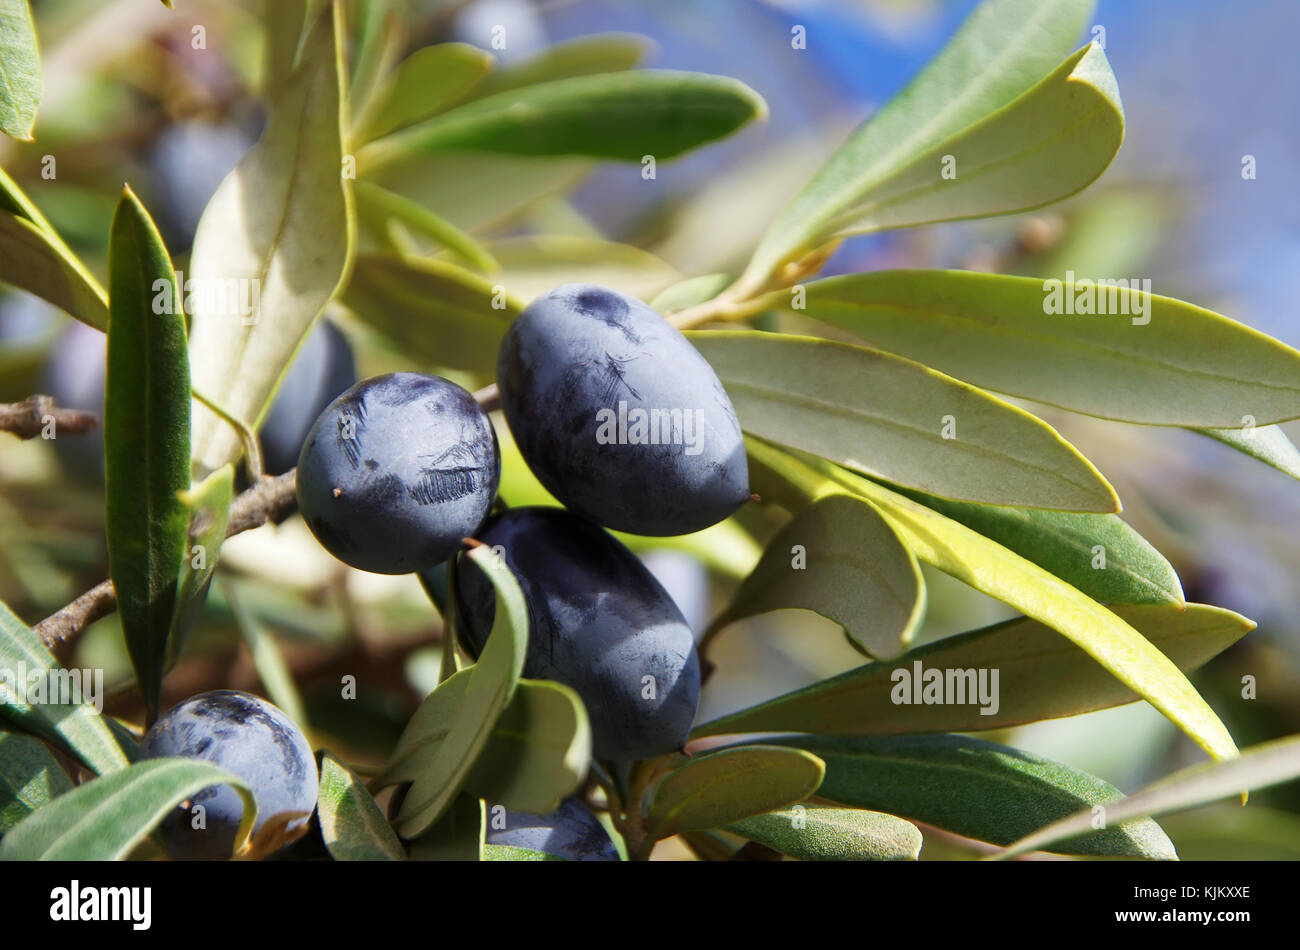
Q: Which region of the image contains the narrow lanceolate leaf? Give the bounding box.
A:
[690,331,1118,512]
[226,582,306,728]
[0,168,109,328]
[714,493,924,659]
[756,445,1238,762]
[997,734,1300,860]
[646,746,825,840]
[105,186,191,723]
[187,5,350,476]
[0,758,256,861]
[767,734,1174,859]
[408,793,483,861]
[650,272,734,313]
[0,0,41,140]
[356,70,767,174]
[167,464,235,670]
[467,33,651,100]
[742,0,1095,286]
[726,806,922,862]
[694,599,1250,740]
[380,675,591,817]
[341,253,520,373]
[1196,425,1300,483]
[890,485,1185,607]
[0,726,73,833]
[353,180,497,273]
[0,601,128,775]
[397,545,528,838]
[790,271,1300,427]
[459,679,591,816]
[352,42,494,144]
[318,753,404,861]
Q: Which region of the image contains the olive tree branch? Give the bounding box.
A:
[33,470,300,648]
[0,396,99,440]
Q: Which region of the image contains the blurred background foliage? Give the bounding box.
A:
[1,0,1297,859]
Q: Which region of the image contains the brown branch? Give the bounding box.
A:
[0,395,99,440]
[33,470,300,648]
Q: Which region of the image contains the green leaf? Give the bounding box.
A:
[226,581,307,728]
[0,168,109,328]
[483,235,680,305]
[356,70,767,174]
[352,42,494,144]
[689,330,1118,512]
[105,185,191,722]
[396,544,528,838]
[890,485,1185,607]
[340,252,519,372]
[0,757,256,860]
[468,33,651,100]
[996,734,1300,859]
[483,843,565,861]
[167,464,235,668]
[645,746,825,840]
[695,598,1249,742]
[742,0,1096,285]
[0,726,73,834]
[353,179,497,273]
[0,600,128,775]
[790,270,1300,427]
[0,0,41,140]
[261,0,307,95]
[187,4,350,475]
[1196,424,1300,483]
[461,679,591,815]
[752,444,1240,762]
[726,805,922,861]
[714,493,924,659]
[408,793,483,861]
[379,675,590,816]
[767,734,1174,859]
[317,753,404,860]
[650,272,733,313]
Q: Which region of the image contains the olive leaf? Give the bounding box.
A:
[467,33,651,101]
[714,492,925,659]
[396,545,528,838]
[690,330,1119,512]
[726,806,923,861]
[187,3,351,476]
[787,270,1300,427]
[104,185,191,723]
[765,734,1175,859]
[0,167,109,328]
[356,70,767,174]
[645,746,825,840]
[318,753,404,861]
[0,725,74,834]
[0,600,129,775]
[995,734,1300,859]
[352,42,494,144]
[0,0,41,140]
[1197,424,1300,483]
[741,0,1098,287]
[0,758,257,860]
